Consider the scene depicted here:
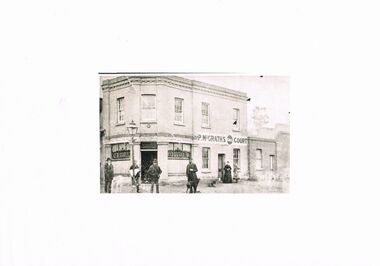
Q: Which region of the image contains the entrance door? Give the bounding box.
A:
[218,154,225,180]
[141,150,157,183]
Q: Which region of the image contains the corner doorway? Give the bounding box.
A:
[140,142,158,183]
[141,150,157,183]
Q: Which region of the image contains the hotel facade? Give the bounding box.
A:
[100,76,250,181]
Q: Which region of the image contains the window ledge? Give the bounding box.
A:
[232,129,241,132]
[201,125,211,129]
[174,122,185,127]
[115,122,125,126]
[110,158,131,161]
[140,121,157,124]
[201,170,211,173]
[256,168,264,171]
[168,157,190,160]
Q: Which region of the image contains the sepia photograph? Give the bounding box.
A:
[99,75,290,193]
[3,0,380,264]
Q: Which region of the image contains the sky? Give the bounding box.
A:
[180,75,290,130]
[100,75,290,131]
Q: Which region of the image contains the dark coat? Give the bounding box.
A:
[147,164,162,180]
[104,163,114,181]
[186,163,198,182]
[223,164,232,183]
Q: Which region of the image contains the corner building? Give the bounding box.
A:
[101,76,249,181]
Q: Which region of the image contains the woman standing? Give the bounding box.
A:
[223,161,232,183]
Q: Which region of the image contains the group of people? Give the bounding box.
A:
[104,157,161,193]
[129,159,161,193]
[103,157,239,193]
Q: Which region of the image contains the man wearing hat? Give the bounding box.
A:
[147,158,162,193]
[104,158,114,193]
[186,157,199,193]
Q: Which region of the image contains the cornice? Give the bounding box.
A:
[248,136,277,143]
[101,76,248,101]
[107,132,195,141]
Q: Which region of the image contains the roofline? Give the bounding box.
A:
[101,75,248,100]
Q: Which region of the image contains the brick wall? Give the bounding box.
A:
[275,131,290,179]
[248,137,276,180]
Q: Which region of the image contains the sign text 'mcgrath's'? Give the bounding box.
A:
[192,134,248,144]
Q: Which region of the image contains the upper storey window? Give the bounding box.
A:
[174,97,184,124]
[141,94,156,121]
[117,97,125,124]
[202,102,210,128]
[232,108,240,131]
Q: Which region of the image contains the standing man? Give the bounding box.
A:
[186,157,199,193]
[104,157,114,193]
[147,159,162,193]
[129,160,141,193]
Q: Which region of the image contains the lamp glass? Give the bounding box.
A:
[127,120,138,136]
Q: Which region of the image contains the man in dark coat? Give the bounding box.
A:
[147,159,162,193]
[186,158,199,193]
[104,158,114,193]
[223,161,232,183]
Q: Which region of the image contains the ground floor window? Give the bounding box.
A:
[202,147,210,169]
[111,142,130,160]
[168,143,191,159]
[256,149,263,169]
[233,148,240,168]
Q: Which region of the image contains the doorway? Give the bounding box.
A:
[218,154,225,180]
[140,142,158,183]
[141,150,157,183]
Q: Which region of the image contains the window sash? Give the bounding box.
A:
[202,148,210,169]
[173,143,182,151]
[233,108,240,129]
[111,142,130,160]
[141,95,156,121]
[233,149,240,168]
[174,98,184,123]
[168,142,191,159]
[202,103,209,126]
[117,98,125,123]
[183,144,191,152]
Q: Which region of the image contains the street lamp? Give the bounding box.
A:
[127,120,138,192]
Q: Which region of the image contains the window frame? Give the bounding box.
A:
[174,97,184,124]
[255,149,263,170]
[168,142,192,160]
[233,148,241,169]
[232,108,240,131]
[111,142,131,161]
[116,97,125,124]
[141,94,157,122]
[201,102,210,128]
[202,147,210,169]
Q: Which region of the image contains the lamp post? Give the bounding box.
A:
[127,120,138,192]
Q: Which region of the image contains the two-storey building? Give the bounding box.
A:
[100,76,249,181]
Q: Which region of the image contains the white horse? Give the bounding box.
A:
[111,175,129,193]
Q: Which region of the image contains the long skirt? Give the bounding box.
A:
[223,171,232,183]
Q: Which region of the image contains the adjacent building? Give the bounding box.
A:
[248,124,290,181]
